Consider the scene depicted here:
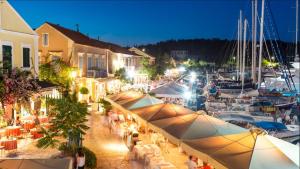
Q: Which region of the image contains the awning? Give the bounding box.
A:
[182,131,299,169]
[0,158,73,169]
[150,112,246,144]
[108,90,143,102]
[118,94,164,110]
[131,103,193,123]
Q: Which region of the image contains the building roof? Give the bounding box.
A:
[45,22,134,55]
[129,47,155,59]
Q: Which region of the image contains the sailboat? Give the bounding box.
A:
[216,11,255,94]
[250,0,298,113]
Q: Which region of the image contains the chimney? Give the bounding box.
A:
[75,24,79,32]
[97,36,100,41]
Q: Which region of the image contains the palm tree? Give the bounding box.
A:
[37,93,89,149]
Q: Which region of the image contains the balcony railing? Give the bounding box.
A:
[87,69,107,78]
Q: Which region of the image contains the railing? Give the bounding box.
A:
[87,69,107,78]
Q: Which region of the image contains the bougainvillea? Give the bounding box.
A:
[0,68,40,110]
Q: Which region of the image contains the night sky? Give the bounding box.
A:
[10,0,297,46]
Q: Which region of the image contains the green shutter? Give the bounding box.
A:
[2,45,12,70]
[23,48,30,67]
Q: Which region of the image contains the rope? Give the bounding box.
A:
[265,0,296,91]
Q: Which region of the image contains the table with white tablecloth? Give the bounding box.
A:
[133,144,160,160]
[149,160,176,169]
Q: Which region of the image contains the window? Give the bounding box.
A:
[87,56,93,70]
[96,57,102,68]
[2,45,12,70]
[42,33,49,46]
[51,56,59,61]
[23,47,30,68]
[79,55,84,71]
[101,55,106,69]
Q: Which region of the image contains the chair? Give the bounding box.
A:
[0,145,5,157]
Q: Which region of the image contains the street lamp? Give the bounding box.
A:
[70,70,77,79]
[69,70,77,93]
[190,71,196,83]
[271,56,275,61]
[184,91,192,100]
[178,66,186,72]
[127,69,135,79]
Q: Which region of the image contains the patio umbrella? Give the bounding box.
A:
[182,129,299,169]
[119,94,164,110]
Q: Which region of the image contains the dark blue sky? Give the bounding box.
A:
[10,0,297,46]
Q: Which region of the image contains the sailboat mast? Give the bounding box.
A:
[258,0,265,88]
[242,19,248,93]
[252,0,255,82]
[252,0,257,82]
[296,0,299,60]
[239,10,243,78]
[254,0,257,82]
[237,19,240,80]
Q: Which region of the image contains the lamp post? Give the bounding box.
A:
[127,69,135,86]
[69,70,77,93]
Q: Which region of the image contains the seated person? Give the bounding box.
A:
[201,161,212,169]
[34,114,40,126]
[15,116,22,126]
[186,155,198,169]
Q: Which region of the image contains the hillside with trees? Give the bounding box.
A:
[137,39,298,66]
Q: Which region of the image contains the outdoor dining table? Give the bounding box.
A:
[39,116,49,123]
[0,129,6,137]
[30,128,43,139]
[134,144,161,160]
[5,126,21,137]
[23,122,35,131]
[149,161,176,169]
[0,138,17,150]
[41,123,51,129]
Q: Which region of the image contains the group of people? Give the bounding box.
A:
[15,114,41,127]
[186,155,213,169]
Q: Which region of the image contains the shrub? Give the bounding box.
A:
[82,147,97,169]
[80,87,89,95]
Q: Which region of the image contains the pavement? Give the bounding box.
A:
[0,109,189,169]
[83,110,189,169]
[83,111,144,169]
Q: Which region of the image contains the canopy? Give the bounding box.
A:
[0,159,72,169]
[217,113,255,123]
[119,94,164,110]
[131,103,193,123]
[150,82,186,98]
[108,90,143,102]
[150,113,246,144]
[182,131,299,169]
[253,121,287,131]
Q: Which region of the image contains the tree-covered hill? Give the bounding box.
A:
[137,39,298,66]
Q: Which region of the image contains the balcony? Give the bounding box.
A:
[87,69,107,78]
